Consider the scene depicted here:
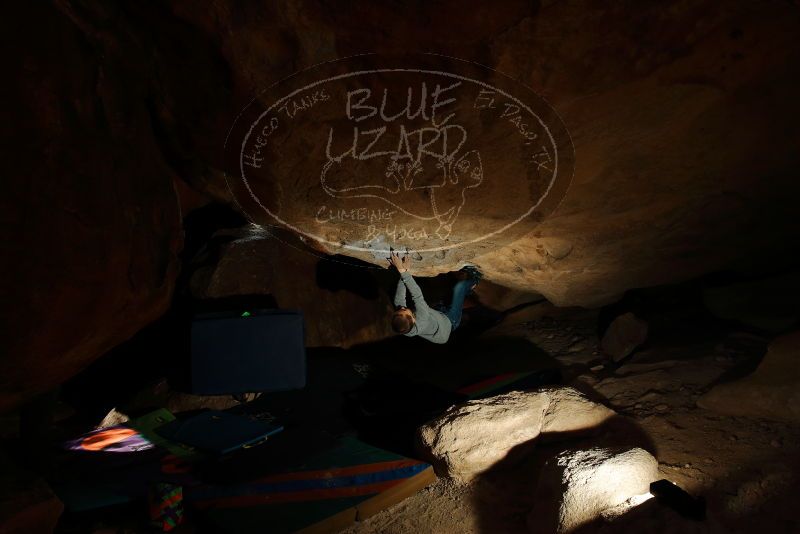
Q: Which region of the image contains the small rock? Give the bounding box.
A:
[639,392,660,402]
[97,407,130,429]
[617,360,677,376]
[770,439,782,448]
[575,374,599,386]
[590,364,604,372]
[528,447,659,534]
[600,312,649,362]
[654,403,669,412]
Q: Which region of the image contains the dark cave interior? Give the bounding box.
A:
[2,2,800,534]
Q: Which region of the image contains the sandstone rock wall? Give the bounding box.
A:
[0,3,183,411]
[164,0,800,306]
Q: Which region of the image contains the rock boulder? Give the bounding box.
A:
[417,388,615,482]
[527,447,659,534]
[600,313,649,362]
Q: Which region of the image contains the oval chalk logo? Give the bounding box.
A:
[225,54,573,259]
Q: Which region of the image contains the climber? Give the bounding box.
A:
[388,248,482,343]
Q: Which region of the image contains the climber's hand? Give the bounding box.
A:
[388,248,411,273]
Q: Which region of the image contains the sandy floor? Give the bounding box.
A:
[345,307,800,534]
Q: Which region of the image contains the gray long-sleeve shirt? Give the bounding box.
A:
[394,272,452,344]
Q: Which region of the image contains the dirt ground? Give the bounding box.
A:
[345,305,800,534]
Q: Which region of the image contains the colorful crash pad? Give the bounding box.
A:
[188,435,435,533]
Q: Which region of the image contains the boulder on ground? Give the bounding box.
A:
[601,313,649,362]
[527,447,659,534]
[697,330,800,423]
[417,388,615,482]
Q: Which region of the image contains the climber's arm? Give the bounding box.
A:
[388,249,429,312]
[399,272,431,313]
[394,278,407,308]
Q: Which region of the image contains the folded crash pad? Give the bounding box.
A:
[191,309,306,395]
[156,411,283,455]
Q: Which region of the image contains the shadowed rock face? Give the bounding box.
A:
[3,1,800,408]
[698,330,800,423]
[0,3,183,411]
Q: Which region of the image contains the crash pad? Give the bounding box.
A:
[188,435,435,533]
[156,410,283,455]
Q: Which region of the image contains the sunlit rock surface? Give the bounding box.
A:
[527,447,659,534]
[417,388,615,482]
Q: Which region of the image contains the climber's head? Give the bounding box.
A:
[391,306,415,334]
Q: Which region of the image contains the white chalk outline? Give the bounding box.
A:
[235,62,568,255]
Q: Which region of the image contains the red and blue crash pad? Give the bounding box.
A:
[187,435,435,533]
